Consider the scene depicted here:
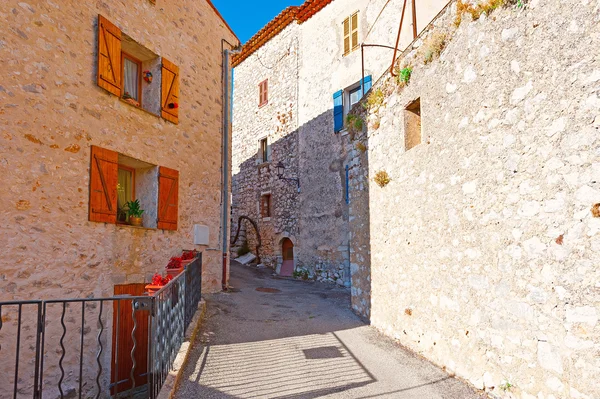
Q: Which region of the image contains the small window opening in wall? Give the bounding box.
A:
[404,98,421,151]
[260,194,271,218]
[260,138,268,163]
[122,53,142,105]
[259,79,268,107]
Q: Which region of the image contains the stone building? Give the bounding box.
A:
[231,0,447,283]
[346,0,600,397]
[0,0,237,395]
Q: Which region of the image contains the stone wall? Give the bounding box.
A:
[348,0,600,397]
[231,23,301,270]
[0,0,237,395]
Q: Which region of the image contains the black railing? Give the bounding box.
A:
[0,254,202,399]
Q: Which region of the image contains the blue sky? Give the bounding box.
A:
[212,0,304,44]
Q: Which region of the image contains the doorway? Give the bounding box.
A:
[280,238,294,277]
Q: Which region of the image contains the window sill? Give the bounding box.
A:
[262,217,271,222]
[118,98,160,119]
[257,161,271,167]
[259,101,269,108]
[116,223,157,231]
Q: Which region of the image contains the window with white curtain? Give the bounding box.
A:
[122,54,141,102]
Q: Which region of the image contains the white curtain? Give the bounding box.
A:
[117,169,132,221]
[123,58,139,101]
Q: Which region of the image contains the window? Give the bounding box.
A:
[122,53,142,106]
[259,79,268,107]
[333,76,371,133]
[89,146,179,230]
[260,138,269,163]
[260,194,271,218]
[404,98,422,151]
[97,15,180,124]
[258,137,270,164]
[117,165,135,223]
[343,12,359,56]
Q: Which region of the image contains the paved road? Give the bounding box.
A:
[175,261,486,399]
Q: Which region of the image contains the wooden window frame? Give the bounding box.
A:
[260,194,271,218]
[117,164,136,225]
[121,51,143,105]
[259,79,268,107]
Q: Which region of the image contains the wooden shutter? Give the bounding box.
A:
[362,75,372,97]
[97,15,122,97]
[89,145,118,224]
[343,17,350,55]
[351,13,359,50]
[158,166,179,230]
[161,58,180,124]
[333,90,343,133]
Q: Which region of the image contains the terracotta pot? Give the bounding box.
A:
[181,259,194,267]
[145,284,162,295]
[166,267,184,278]
[129,216,143,227]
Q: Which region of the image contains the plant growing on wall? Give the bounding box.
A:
[355,142,367,153]
[346,114,364,134]
[366,88,385,111]
[374,170,391,187]
[293,268,310,280]
[423,32,448,64]
[455,0,506,27]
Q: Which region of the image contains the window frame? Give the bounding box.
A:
[260,193,272,218]
[259,137,269,163]
[117,164,136,224]
[121,51,143,105]
[259,79,268,107]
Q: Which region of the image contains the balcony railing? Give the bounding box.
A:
[0,254,202,399]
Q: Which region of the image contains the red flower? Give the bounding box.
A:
[167,256,183,269]
[181,250,196,260]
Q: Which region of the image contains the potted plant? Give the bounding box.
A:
[125,199,144,227]
[181,250,197,267]
[145,273,172,295]
[165,256,184,278]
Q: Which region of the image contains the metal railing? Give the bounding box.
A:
[0,254,202,399]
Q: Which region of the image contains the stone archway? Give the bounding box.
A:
[280,238,294,277]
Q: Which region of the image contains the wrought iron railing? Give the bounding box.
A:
[0,253,202,399]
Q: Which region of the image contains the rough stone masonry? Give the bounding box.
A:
[347,0,600,398]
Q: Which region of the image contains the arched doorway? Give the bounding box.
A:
[280,238,294,277]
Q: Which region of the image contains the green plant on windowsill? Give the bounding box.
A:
[125,199,145,227]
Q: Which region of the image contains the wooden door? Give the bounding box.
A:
[111,284,150,395]
[280,238,294,277]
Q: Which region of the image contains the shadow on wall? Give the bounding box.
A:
[231,109,359,289]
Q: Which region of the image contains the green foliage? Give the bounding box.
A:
[346,114,364,133]
[237,240,250,256]
[398,67,412,85]
[125,199,144,218]
[292,268,310,280]
[500,380,514,391]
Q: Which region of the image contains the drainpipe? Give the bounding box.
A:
[222,43,241,291]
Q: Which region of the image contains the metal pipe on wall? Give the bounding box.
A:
[221,42,241,291]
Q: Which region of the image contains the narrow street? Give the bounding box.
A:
[175,261,486,399]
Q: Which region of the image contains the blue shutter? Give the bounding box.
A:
[362,75,372,98]
[333,90,343,133]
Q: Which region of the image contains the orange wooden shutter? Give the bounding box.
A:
[161,58,180,124]
[158,166,179,230]
[89,146,118,224]
[343,17,350,55]
[351,13,359,50]
[97,15,122,97]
